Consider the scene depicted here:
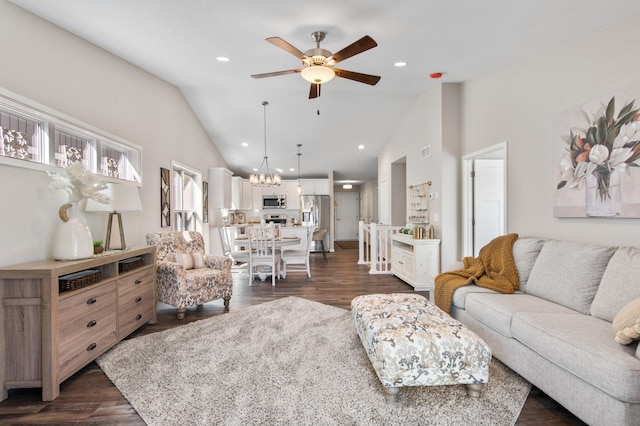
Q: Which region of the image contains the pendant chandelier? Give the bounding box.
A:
[250,101,281,187]
[296,143,302,194]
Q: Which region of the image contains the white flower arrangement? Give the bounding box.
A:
[48,161,110,204]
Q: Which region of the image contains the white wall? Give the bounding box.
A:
[0,2,227,266]
[380,11,640,270]
[379,84,462,268]
[460,11,640,247]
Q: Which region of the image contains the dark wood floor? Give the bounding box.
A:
[0,245,586,425]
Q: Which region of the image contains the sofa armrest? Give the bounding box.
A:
[204,255,232,272]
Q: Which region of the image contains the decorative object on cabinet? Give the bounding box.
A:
[249,101,281,187]
[48,161,111,260]
[0,246,156,402]
[145,231,232,320]
[93,239,104,254]
[554,84,640,218]
[160,167,171,227]
[202,181,209,223]
[85,183,142,251]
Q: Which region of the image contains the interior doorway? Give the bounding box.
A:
[462,142,507,257]
[335,192,359,240]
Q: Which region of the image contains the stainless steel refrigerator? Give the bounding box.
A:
[300,194,330,252]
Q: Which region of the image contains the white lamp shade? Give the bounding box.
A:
[301,66,335,84]
[85,184,143,212]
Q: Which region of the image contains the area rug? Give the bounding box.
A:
[97,297,531,426]
[336,240,360,249]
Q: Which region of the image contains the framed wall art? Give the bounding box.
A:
[553,84,640,218]
[203,181,209,223]
[160,167,171,227]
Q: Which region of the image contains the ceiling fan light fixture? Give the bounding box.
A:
[301,65,335,84]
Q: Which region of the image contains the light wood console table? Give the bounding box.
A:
[0,246,156,401]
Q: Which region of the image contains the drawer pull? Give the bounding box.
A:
[87,343,97,352]
[86,297,97,305]
[135,279,143,285]
[135,296,142,303]
[86,320,97,328]
[135,314,143,321]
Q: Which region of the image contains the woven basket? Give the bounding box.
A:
[119,256,144,273]
[59,269,101,292]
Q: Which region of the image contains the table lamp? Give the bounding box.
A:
[86,183,143,250]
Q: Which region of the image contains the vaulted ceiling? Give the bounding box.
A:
[10,0,640,184]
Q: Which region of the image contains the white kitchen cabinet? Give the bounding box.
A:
[241,179,254,210]
[285,181,301,210]
[231,176,242,210]
[299,179,330,195]
[209,168,233,209]
[261,185,286,196]
[391,235,440,292]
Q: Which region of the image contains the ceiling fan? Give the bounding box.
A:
[251,31,381,99]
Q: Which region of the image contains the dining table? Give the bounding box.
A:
[233,235,301,249]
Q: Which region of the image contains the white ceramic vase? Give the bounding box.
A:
[52,201,94,260]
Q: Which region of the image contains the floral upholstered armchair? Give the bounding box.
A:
[146,231,232,319]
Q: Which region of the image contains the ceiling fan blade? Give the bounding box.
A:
[330,35,377,63]
[251,69,302,79]
[334,69,381,86]
[309,83,321,99]
[266,37,307,59]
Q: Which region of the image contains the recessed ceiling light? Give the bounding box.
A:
[358,144,365,150]
[289,168,295,172]
[252,168,258,172]
[275,168,283,173]
[394,61,407,67]
[216,56,230,62]
[241,142,248,147]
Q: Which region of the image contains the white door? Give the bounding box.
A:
[462,143,507,257]
[335,192,359,240]
[473,159,505,256]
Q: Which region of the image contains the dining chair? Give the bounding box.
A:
[248,226,281,286]
[218,226,250,273]
[281,225,315,278]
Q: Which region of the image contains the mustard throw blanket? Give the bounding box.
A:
[434,233,520,314]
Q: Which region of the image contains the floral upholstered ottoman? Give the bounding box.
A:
[351,293,492,402]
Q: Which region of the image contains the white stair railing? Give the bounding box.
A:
[358,221,402,274]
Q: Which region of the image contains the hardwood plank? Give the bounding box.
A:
[0,246,585,425]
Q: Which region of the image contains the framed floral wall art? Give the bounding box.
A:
[553,85,640,218]
[160,167,171,227]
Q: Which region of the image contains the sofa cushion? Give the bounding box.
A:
[511,312,640,402]
[591,247,640,322]
[452,285,499,309]
[464,293,579,338]
[512,238,546,292]
[613,298,640,345]
[525,240,616,314]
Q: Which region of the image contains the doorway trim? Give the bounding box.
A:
[461,141,508,257]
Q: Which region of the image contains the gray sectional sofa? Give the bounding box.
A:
[449,238,640,426]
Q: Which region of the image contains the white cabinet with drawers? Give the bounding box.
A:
[391,235,440,292]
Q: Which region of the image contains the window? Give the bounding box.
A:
[171,161,202,232]
[0,88,142,184]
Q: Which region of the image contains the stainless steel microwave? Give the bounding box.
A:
[262,195,286,209]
